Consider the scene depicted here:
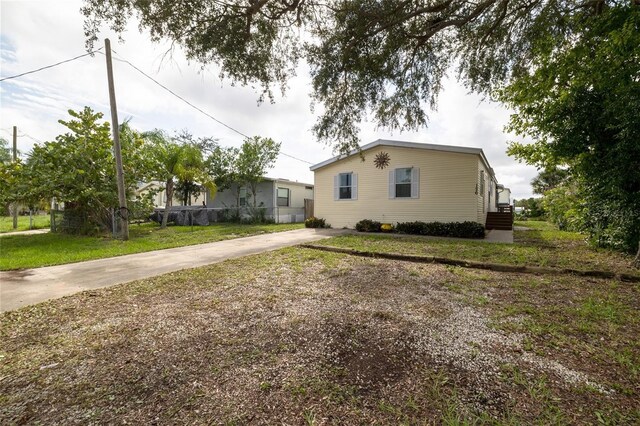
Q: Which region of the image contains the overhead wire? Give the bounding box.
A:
[0,48,103,82]
[105,50,314,165]
[1,47,315,165]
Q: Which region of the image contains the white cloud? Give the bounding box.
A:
[0,0,537,198]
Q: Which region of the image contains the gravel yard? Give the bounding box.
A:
[1,247,638,424]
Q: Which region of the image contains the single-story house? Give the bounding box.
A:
[310,139,502,229]
[205,177,314,223]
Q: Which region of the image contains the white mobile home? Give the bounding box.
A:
[310,139,502,229]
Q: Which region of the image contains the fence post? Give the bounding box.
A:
[112,208,117,238]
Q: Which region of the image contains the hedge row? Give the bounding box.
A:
[355,219,485,239]
[355,219,382,232]
[396,221,485,238]
[305,217,329,228]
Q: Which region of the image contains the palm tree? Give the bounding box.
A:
[145,131,215,229]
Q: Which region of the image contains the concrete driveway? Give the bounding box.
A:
[0,228,344,312]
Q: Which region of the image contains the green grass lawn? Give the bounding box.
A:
[314,220,637,275]
[0,215,50,233]
[0,222,304,270]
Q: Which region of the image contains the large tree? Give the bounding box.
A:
[504,5,640,258]
[82,1,639,260]
[0,137,12,163]
[531,168,570,196]
[82,0,628,153]
[24,108,153,233]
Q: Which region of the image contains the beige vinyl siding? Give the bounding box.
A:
[314,145,478,228]
[475,159,498,224]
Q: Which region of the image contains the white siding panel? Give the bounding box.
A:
[411,167,420,198]
[388,170,395,199]
[352,173,358,200]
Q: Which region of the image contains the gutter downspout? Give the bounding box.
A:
[273,179,279,223]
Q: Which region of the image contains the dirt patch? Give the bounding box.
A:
[1,249,638,424]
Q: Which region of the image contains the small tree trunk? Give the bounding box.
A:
[161,178,173,229]
[634,240,640,269]
[251,182,258,208]
[235,184,241,207]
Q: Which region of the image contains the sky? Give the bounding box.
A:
[0,0,538,200]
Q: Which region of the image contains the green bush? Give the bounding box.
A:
[305,217,329,228]
[355,219,382,232]
[396,221,485,239]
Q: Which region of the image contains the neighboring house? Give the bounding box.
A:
[136,181,203,208]
[205,177,314,223]
[497,184,512,206]
[310,139,501,229]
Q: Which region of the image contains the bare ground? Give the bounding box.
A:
[1,248,638,424]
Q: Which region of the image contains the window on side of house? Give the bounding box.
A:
[389,167,419,199]
[239,187,247,207]
[277,187,290,207]
[334,172,358,200]
[395,167,412,198]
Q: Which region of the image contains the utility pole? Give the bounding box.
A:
[104,38,129,240]
[12,126,18,230]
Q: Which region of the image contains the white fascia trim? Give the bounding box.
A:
[310,138,498,182]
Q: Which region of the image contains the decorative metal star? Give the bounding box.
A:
[374,151,390,169]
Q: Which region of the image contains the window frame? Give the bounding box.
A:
[338,172,353,200]
[239,187,247,207]
[277,187,290,207]
[394,167,413,198]
[389,166,419,199]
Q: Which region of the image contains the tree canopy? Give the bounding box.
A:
[82,0,631,153]
[504,5,640,255]
[24,108,153,232]
[0,137,12,163]
[206,136,280,208]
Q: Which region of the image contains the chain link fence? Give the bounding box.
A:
[50,205,307,233]
[149,206,306,226]
[50,207,127,237]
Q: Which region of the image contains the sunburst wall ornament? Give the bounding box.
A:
[374,151,390,169]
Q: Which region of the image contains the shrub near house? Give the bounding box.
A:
[355,219,485,239]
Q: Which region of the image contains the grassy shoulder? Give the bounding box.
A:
[0,222,304,270]
[313,220,637,275]
[1,248,637,424]
[0,215,50,233]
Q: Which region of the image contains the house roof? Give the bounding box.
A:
[309,139,496,180]
[264,177,314,187]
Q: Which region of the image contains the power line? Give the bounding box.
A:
[104,50,314,165]
[0,47,314,165]
[1,128,43,143]
[0,48,103,82]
